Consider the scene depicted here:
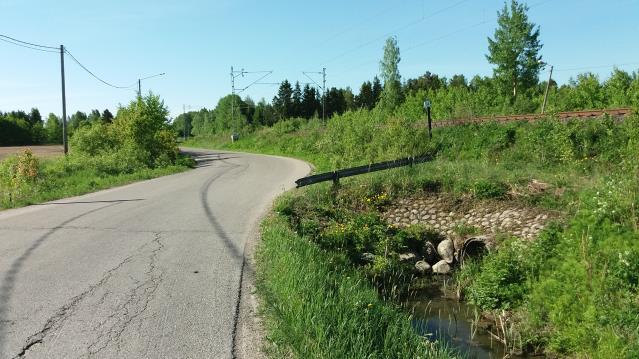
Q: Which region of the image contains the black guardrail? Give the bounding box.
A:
[295,154,435,188]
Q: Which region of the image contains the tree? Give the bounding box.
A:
[356,81,375,109]
[292,82,302,118]
[405,71,445,94]
[301,85,320,118]
[88,109,101,123]
[378,36,403,112]
[254,99,277,126]
[325,87,347,117]
[273,80,294,119]
[28,108,42,128]
[449,74,468,88]
[604,68,633,107]
[69,111,88,131]
[45,113,63,144]
[342,87,355,112]
[101,109,114,123]
[214,94,247,132]
[487,0,543,98]
[372,76,383,106]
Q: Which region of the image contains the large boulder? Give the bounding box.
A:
[423,241,438,264]
[432,260,451,275]
[437,239,455,264]
[415,261,431,275]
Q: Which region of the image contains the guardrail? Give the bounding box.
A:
[295,154,435,188]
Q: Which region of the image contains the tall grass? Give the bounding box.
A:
[257,214,457,358]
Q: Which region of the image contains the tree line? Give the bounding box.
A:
[175,0,638,138]
[0,108,114,146]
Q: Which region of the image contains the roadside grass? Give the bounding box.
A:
[257,212,458,358]
[0,153,192,210]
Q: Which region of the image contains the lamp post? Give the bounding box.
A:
[137,72,166,97]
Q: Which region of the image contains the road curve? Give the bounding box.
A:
[0,149,310,358]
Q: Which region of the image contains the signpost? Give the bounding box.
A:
[424,99,432,139]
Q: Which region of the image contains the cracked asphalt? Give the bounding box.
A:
[0,149,310,358]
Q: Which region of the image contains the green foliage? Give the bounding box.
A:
[473,179,509,199]
[487,0,544,98]
[0,150,39,205]
[378,36,403,112]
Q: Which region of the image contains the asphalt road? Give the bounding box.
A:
[0,149,310,358]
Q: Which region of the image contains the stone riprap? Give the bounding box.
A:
[383,195,558,241]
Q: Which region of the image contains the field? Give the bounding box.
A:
[0,145,64,160]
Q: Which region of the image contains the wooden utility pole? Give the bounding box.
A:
[60,45,68,155]
[541,65,553,114]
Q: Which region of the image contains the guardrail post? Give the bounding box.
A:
[332,171,339,186]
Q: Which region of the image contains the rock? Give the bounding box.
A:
[423,241,438,264]
[432,260,452,274]
[399,252,418,263]
[360,252,375,263]
[437,239,455,264]
[415,261,431,275]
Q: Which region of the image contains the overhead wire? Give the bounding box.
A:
[0,35,58,53]
[63,48,133,89]
[0,34,57,50]
[320,0,471,66]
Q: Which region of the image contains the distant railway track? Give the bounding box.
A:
[431,108,633,128]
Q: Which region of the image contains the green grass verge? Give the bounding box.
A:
[0,154,191,210]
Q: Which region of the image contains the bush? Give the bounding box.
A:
[0,150,40,206]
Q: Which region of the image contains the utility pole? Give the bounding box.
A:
[541,65,553,114]
[136,73,165,99]
[183,104,186,142]
[230,67,273,141]
[231,66,236,138]
[322,67,326,121]
[302,68,327,121]
[60,45,68,155]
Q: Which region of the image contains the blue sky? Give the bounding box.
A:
[1,0,638,118]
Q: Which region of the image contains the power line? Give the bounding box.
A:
[320,0,470,66]
[0,34,57,50]
[63,48,133,89]
[0,36,58,53]
[552,62,639,72]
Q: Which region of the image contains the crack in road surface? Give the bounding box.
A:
[13,234,165,358]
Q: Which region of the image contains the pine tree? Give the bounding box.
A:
[487,0,543,98]
[302,85,319,118]
[371,76,383,107]
[292,81,302,118]
[101,109,114,123]
[273,80,294,119]
[356,81,374,109]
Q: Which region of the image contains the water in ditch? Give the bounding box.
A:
[405,278,522,359]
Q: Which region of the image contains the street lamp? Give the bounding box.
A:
[137,72,166,97]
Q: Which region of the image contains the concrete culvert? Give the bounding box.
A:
[458,236,491,264]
